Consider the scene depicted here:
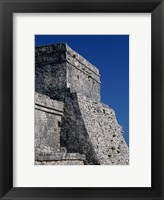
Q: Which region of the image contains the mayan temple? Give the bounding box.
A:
[35,43,129,165]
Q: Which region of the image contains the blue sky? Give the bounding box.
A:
[35,35,129,145]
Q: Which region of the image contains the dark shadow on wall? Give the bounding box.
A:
[60,91,100,165]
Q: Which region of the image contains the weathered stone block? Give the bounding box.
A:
[35,93,64,151]
[35,43,100,101]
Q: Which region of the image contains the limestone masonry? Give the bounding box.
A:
[35,43,129,165]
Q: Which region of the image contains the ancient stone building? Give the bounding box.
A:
[35,43,129,165]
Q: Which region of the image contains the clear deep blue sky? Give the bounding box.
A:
[35,35,129,145]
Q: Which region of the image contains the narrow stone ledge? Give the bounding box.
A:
[36,153,86,161]
[35,92,64,112]
[35,104,63,116]
[35,160,84,165]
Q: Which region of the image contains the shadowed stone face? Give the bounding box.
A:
[35,43,129,165]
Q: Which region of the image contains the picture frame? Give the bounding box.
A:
[0,0,164,199]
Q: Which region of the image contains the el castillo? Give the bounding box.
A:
[35,43,129,165]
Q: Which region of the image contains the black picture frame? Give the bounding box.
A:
[0,0,164,199]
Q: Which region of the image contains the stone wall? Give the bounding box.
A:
[35,43,129,165]
[35,92,86,165]
[60,92,129,165]
[35,146,85,165]
[35,62,67,101]
[35,91,129,165]
[66,46,100,101]
[35,43,100,101]
[35,93,64,151]
[60,92,100,165]
[76,93,129,165]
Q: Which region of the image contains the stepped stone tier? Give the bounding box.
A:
[35,43,129,165]
[35,43,100,101]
